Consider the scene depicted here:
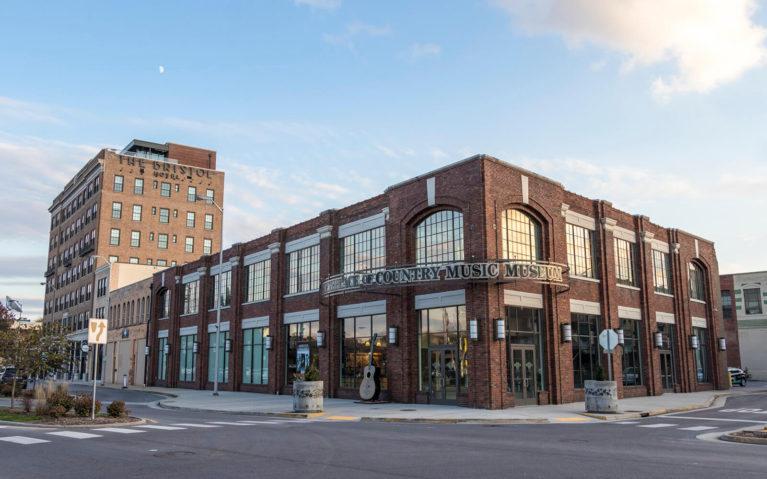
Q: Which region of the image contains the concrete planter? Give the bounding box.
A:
[292,381,323,413]
[584,380,618,413]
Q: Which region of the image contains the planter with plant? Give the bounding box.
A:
[292,365,323,413]
[584,365,618,413]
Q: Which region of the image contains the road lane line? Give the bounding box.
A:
[46,431,102,439]
[207,421,254,426]
[136,425,186,430]
[170,423,221,428]
[0,436,50,445]
[667,416,767,424]
[637,423,677,428]
[613,421,640,424]
[94,428,146,434]
[678,426,719,431]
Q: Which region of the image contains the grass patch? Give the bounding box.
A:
[0,407,43,422]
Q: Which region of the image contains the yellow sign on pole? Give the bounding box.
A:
[88,318,108,344]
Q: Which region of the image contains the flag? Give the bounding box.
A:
[5,296,22,313]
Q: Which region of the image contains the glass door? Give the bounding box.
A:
[428,346,458,404]
[660,351,675,392]
[509,345,537,405]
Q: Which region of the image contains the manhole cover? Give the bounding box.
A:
[153,451,196,457]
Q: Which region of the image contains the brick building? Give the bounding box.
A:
[42,139,224,379]
[147,155,728,408]
[720,271,767,379]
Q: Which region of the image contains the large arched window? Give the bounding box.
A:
[689,263,705,301]
[415,210,464,264]
[502,210,541,261]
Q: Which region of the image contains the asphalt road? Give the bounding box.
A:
[1,389,765,479]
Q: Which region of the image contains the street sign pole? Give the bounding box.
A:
[91,344,98,420]
[607,332,612,382]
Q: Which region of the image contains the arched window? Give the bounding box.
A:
[501,210,541,261]
[415,210,464,264]
[689,263,705,301]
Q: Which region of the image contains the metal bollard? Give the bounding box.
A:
[122,374,127,389]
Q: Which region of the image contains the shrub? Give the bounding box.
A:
[106,400,129,418]
[73,394,101,417]
[595,365,606,381]
[304,365,320,382]
[49,405,66,418]
[22,395,33,413]
[55,382,70,397]
[0,382,23,397]
[48,391,74,412]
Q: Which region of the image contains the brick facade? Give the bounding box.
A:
[147,155,728,408]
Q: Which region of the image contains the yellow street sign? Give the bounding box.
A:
[88,318,108,344]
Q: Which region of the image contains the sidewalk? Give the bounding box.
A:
[95,381,767,423]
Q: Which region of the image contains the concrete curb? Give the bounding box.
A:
[360,417,549,424]
[157,401,322,419]
[719,424,767,445]
[0,416,146,429]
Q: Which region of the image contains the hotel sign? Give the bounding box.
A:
[321,260,567,296]
[118,155,214,180]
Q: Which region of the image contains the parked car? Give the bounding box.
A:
[729,367,747,387]
[0,366,17,382]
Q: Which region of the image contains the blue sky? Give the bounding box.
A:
[1,0,766,318]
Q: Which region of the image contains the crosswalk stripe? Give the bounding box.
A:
[94,428,146,434]
[136,425,186,430]
[0,436,51,445]
[46,431,102,439]
[637,423,677,428]
[236,420,284,425]
[678,426,719,431]
[613,421,640,424]
[170,423,221,428]
[207,421,253,426]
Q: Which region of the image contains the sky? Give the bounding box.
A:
[1,0,766,319]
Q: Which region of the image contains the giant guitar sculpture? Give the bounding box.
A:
[359,333,381,401]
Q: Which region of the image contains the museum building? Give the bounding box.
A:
[146,155,728,408]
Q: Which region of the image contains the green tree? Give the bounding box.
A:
[0,303,13,331]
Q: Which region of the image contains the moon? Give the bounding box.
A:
[159,65,165,74]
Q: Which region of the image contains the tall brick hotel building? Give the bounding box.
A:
[147,155,728,408]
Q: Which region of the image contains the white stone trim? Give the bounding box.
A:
[337,300,386,318]
[613,226,636,243]
[182,272,200,284]
[571,275,600,283]
[652,240,670,254]
[692,316,707,328]
[691,298,706,304]
[695,239,700,258]
[618,306,642,320]
[569,299,601,315]
[415,290,465,310]
[655,291,675,298]
[241,316,269,329]
[179,326,198,336]
[521,175,529,204]
[284,309,320,325]
[564,210,596,230]
[209,262,232,275]
[158,329,168,339]
[504,290,543,309]
[656,312,675,324]
[268,242,281,254]
[338,212,387,238]
[427,177,436,206]
[317,225,333,239]
[207,321,230,333]
[243,249,270,266]
[617,283,641,291]
[285,234,320,253]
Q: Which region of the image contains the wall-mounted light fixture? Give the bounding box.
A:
[388,326,398,345]
[561,323,572,343]
[469,318,479,341]
[163,343,170,355]
[144,346,150,356]
[317,330,325,348]
[495,318,506,340]
[654,332,664,348]
[616,329,625,345]
[690,335,699,350]
[264,335,273,350]
[718,337,726,351]
[225,339,232,353]
[193,341,199,354]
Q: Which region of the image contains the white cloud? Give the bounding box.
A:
[494,0,767,99]
[294,0,341,9]
[429,148,449,160]
[323,22,391,50]
[0,96,69,125]
[408,43,441,60]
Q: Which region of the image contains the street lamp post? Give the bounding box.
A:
[196,194,224,396]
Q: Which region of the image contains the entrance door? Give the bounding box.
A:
[428,346,458,404]
[659,351,675,392]
[509,345,537,405]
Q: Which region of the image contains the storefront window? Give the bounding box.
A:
[571,313,599,389]
[340,314,387,389]
[417,306,468,391]
[694,327,711,383]
[620,318,643,386]
[505,306,545,391]
[178,334,197,382]
[286,320,319,384]
[158,337,167,381]
[208,331,229,383]
[242,327,269,385]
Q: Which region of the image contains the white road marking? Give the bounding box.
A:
[170,423,221,428]
[136,425,186,430]
[678,426,719,431]
[207,421,254,426]
[236,420,285,424]
[0,436,51,445]
[638,423,677,428]
[46,431,102,439]
[613,421,640,424]
[668,416,767,424]
[94,428,146,434]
